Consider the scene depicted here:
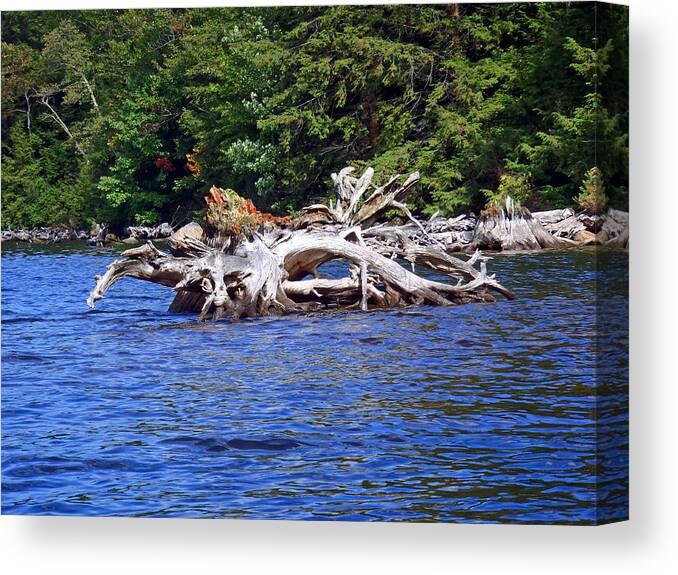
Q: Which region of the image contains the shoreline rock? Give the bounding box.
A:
[532,207,628,249]
[366,204,628,253]
[0,208,627,252]
[2,221,175,246]
[125,222,173,240]
[1,227,89,244]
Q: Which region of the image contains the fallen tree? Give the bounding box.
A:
[87,167,516,320]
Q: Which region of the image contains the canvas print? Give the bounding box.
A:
[1,2,628,524]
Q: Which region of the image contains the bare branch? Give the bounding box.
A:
[39,95,85,156]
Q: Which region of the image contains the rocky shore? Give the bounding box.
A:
[1,227,90,243]
[363,201,628,254]
[1,203,628,252]
[1,222,175,246]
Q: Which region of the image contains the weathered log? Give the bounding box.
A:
[544,214,586,239]
[605,227,629,249]
[87,236,295,320]
[532,208,576,225]
[125,222,173,240]
[529,206,629,248]
[601,210,628,245]
[424,204,628,252]
[87,167,516,320]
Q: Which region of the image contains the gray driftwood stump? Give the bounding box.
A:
[87,167,515,320]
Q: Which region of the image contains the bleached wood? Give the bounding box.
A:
[87,167,517,320]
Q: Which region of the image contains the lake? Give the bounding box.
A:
[1,242,628,523]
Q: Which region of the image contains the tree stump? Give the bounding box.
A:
[87,167,516,320]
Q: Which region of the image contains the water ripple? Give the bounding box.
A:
[1,242,628,523]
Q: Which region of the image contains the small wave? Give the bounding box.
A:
[227,438,301,451]
[359,337,383,345]
[158,435,301,453]
[2,353,49,363]
[4,458,89,478]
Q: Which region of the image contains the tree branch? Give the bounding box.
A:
[40,95,85,156]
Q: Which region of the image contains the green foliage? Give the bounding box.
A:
[1,122,86,228]
[484,172,533,210]
[1,4,629,229]
[576,166,608,215]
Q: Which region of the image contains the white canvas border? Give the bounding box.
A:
[1,0,676,573]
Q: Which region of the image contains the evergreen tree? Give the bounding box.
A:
[1,3,629,229]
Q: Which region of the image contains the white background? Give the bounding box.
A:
[1,0,676,573]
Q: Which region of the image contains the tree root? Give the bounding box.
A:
[87,166,516,320]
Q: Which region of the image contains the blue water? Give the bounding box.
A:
[1,243,628,523]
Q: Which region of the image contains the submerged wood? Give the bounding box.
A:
[87,167,516,320]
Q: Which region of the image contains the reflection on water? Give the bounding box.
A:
[1,242,628,523]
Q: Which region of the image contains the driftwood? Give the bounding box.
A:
[87,167,515,320]
[1,226,89,243]
[86,165,629,320]
[125,222,173,240]
[532,208,576,226]
[87,223,109,247]
[532,207,628,248]
[359,196,571,253]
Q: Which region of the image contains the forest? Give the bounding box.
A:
[1,2,628,231]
